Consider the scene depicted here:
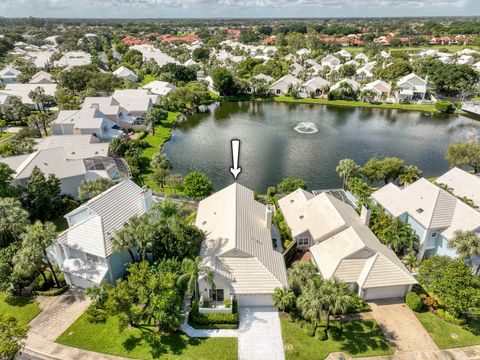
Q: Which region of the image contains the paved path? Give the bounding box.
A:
[238,307,285,360]
[180,322,238,337]
[28,289,90,341]
[367,299,438,353]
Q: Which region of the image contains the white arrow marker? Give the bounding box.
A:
[229,139,242,180]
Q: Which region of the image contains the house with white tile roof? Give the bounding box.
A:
[320,54,341,69]
[299,77,330,98]
[112,66,138,83]
[130,44,178,67]
[278,190,416,300]
[396,73,428,102]
[35,135,109,160]
[435,167,480,209]
[0,66,21,85]
[1,83,57,109]
[268,75,303,96]
[53,51,92,67]
[142,80,177,97]
[372,178,480,265]
[29,71,55,84]
[50,180,152,288]
[362,80,391,100]
[195,183,288,307]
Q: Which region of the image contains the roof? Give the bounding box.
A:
[0,148,86,181]
[53,108,116,130]
[196,183,288,293]
[0,66,21,77]
[2,83,57,105]
[269,74,302,89]
[35,135,108,160]
[284,191,416,288]
[113,66,137,80]
[372,178,480,238]
[29,71,55,84]
[436,167,480,208]
[142,81,177,96]
[59,180,149,258]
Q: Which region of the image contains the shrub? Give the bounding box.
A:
[437,308,467,326]
[420,293,439,309]
[224,299,231,309]
[302,321,315,337]
[267,186,276,198]
[435,101,454,114]
[348,294,371,313]
[34,285,69,296]
[406,292,423,312]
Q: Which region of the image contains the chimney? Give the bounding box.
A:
[265,205,273,229]
[360,203,372,226]
[139,186,153,212]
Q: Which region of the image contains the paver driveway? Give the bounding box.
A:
[368,299,437,353]
[28,288,90,341]
[238,307,285,360]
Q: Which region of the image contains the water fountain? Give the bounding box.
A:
[294,122,319,134]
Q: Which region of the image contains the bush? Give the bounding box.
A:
[435,101,455,114]
[189,299,239,327]
[348,294,371,313]
[302,321,315,337]
[420,293,439,309]
[34,285,69,296]
[406,292,424,312]
[437,308,467,326]
[224,299,231,309]
[267,186,276,198]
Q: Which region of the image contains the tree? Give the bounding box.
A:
[418,256,480,318]
[22,167,62,221]
[151,152,171,170]
[14,221,61,288]
[399,165,422,186]
[111,217,141,263]
[402,251,419,271]
[272,287,296,313]
[0,198,29,247]
[78,179,114,200]
[87,72,122,94]
[192,47,210,62]
[287,261,318,295]
[296,278,325,335]
[336,159,361,189]
[277,178,307,194]
[445,142,480,174]
[165,173,183,193]
[320,278,354,339]
[109,136,129,157]
[211,67,236,96]
[0,314,28,360]
[145,107,168,136]
[448,230,480,275]
[363,157,406,184]
[151,168,170,190]
[346,177,372,203]
[0,163,18,198]
[183,171,213,200]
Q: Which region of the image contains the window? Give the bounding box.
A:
[209,289,224,302]
[276,89,281,95]
[298,237,309,246]
[86,253,101,263]
[431,232,437,237]
[416,208,424,214]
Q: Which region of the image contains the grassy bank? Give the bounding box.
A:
[57,313,237,360]
[415,311,480,349]
[274,96,438,113]
[140,111,180,191]
[0,292,42,326]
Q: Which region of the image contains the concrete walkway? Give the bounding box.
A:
[367,299,438,353]
[28,288,91,341]
[238,307,285,360]
[180,322,238,338]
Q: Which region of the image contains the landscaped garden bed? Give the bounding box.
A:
[188,299,239,330]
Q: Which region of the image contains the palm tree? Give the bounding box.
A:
[399,165,422,187]
[0,198,30,246]
[203,267,216,305]
[347,177,372,203]
[272,287,296,313]
[296,280,324,334]
[402,251,419,271]
[320,278,354,339]
[448,230,480,274]
[287,261,318,295]
[336,159,361,189]
[111,220,138,262]
[78,179,114,200]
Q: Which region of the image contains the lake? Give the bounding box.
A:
[162,101,480,192]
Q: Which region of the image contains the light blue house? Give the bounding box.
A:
[50,180,153,288]
[372,178,480,266]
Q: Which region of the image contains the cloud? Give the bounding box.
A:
[0,0,473,17]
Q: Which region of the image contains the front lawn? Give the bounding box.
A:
[281,317,393,360]
[56,313,237,360]
[415,311,480,349]
[0,292,42,326]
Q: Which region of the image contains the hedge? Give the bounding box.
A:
[435,101,455,114]
[34,285,70,296]
[189,298,239,328]
[437,308,467,326]
[406,292,424,311]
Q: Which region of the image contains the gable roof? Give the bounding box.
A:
[59,180,149,258]
[196,183,288,291]
[35,135,108,160]
[29,71,55,84]
[436,167,480,208]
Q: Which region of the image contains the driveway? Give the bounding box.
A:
[238,307,285,360]
[28,288,90,341]
[368,299,437,353]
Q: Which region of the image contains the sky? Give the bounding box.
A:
[0,0,477,18]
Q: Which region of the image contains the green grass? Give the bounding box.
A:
[0,132,13,141]
[140,111,180,191]
[281,317,393,360]
[274,96,437,113]
[415,311,480,349]
[141,74,157,86]
[0,292,42,326]
[56,313,237,360]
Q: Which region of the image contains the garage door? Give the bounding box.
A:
[364,285,408,300]
[236,294,274,307]
[67,274,94,289]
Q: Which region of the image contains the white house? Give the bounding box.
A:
[54,51,92,67]
[29,71,55,84]
[253,73,274,84]
[457,55,475,65]
[330,79,361,92]
[278,190,417,300]
[0,147,130,197]
[336,49,352,61]
[195,183,288,307]
[396,73,428,102]
[268,75,303,96]
[436,167,480,209]
[320,54,341,69]
[142,80,177,97]
[290,62,304,77]
[354,53,369,63]
[296,48,311,56]
[113,66,138,83]
[372,178,480,264]
[35,135,109,160]
[299,77,330,98]
[362,80,391,101]
[51,108,123,140]
[1,83,57,109]
[50,180,152,288]
[0,66,21,84]
[130,44,178,67]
